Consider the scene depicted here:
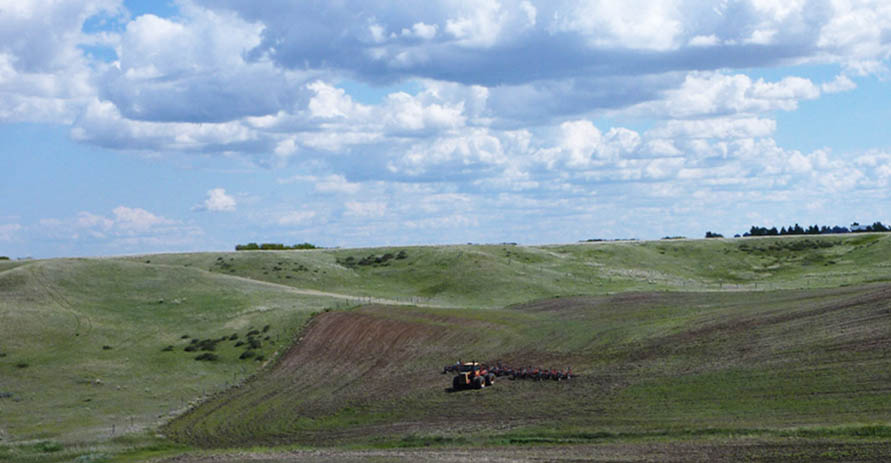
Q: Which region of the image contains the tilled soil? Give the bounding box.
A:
[165,285,891,449]
[161,440,891,463]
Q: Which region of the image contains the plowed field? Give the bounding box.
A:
[165,284,891,449]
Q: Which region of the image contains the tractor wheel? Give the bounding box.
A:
[485,373,495,386]
[453,375,462,390]
[473,376,484,389]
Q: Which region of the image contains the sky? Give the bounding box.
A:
[2,0,891,258]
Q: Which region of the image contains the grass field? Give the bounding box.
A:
[0,259,338,447]
[1,234,890,462]
[123,233,891,308]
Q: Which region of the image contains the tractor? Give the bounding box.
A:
[451,361,495,390]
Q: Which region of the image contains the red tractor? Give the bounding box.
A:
[451,361,495,390]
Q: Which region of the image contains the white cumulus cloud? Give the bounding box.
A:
[201,188,237,212]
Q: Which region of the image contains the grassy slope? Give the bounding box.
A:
[164,285,891,448]
[127,234,891,308]
[0,259,339,445]
[2,234,890,460]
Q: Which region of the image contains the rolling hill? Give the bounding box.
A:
[1,234,890,462]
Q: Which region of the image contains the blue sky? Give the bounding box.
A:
[2,0,891,258]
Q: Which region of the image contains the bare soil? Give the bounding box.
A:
[165,285,891,449]
[161,440,891,462]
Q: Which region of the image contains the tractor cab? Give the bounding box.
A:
[452,361,494,390]
[458,362,480,373]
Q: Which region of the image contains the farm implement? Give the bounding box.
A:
[443,361,573,389]
[449,361,495,390]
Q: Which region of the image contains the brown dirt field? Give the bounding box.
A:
[160,440,891,463]
[165,285,891,449]
[166,306,517,446]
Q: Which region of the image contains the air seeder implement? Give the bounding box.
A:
[443,360,573,390]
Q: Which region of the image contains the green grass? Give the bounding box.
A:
[123,234,891,308]
[2,234,891,461]
[0,258,340,444]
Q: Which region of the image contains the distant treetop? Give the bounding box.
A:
[235,242,317,251]
[742,221,888,237]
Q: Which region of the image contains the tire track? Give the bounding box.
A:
[170,265,456,308]
[32,263,93,338]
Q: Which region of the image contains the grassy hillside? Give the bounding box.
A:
[165,284,891,448]
[127,234,891,308]
[0,259,339,445]
[2,234,890,461]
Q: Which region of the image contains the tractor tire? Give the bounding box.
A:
[473,376,484,389]
[453,375,463,390]
[486,373,495,386]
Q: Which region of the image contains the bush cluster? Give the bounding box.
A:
[337,250,407,268]
[235,242,317,251]
[165,326,274,362]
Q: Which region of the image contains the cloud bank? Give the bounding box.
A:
[3,0,891,252]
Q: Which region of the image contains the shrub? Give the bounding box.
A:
[236,242,317,251]
[195,339,219,351]
[255,355,265,362]
[262,324,271,332]
[229,333,238,340]
[102,345,112,350]
[239,350,256,360]
[194,353,218,361]
[15,362,28,368]
[247,329,260,336]
[248,338,262,349]
[0,256,9,260]
[34,441,63,453]
[234,341,245,347]
[161,345,174,352]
